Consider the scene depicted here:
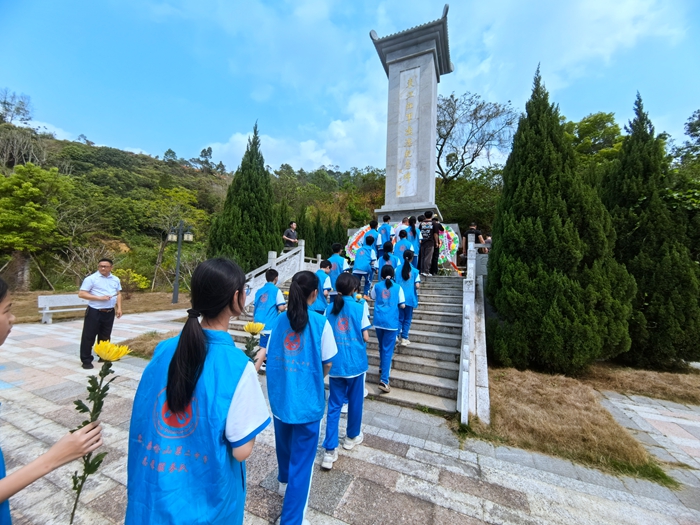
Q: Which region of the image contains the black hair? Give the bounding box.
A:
[265,269,279,282]
[470,222,477,227]
[289,221,296,227]
[380,264,394,289]
[332,243,342,254]
[98,258,113,265]
[382,215,391,222]
[432,217,439,222]
[0,277,7,303]
[167,258,245,414]
[399,229,407,239]
[382,241,393,261]
[369,220,378,229]
[417,215,425,222]
[331,273,355,316]
[408,216,417,239]
[424,211,433,219]
[401,250,414,281]
[352,274,361,294]
[364,235,375,247]
[320,260,332,269]
[287,270,319,333]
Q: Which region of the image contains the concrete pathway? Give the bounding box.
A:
[0,311,699,524]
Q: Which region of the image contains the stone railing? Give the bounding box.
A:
[244,240,325,308]
[244,240,307,308]
[457,234,490,425]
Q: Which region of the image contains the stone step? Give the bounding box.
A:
[414,301,462,314]
[368,327,460,348]
[396,318,461,335]
[368,307,462,323]
[366,365,458,398]
[323,377,456,413]
[366,339,460,362]
[366,350,459,380]
[416,293,462,304]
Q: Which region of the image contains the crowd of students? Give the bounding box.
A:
[0,212,443,525]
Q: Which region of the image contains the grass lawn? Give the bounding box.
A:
[10,291,190,324]
[121,330,179,359]
[454,365,697,486]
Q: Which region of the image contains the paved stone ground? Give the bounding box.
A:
[601,391,700,491]
[0,311,699,524]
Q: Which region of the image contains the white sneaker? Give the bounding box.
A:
[401,339,411,346]
[321,449,338,469]
[364,388,368,398]
[396,336,403,345]
[341,403,348,414]
[278,482,287,497]
[343,433,364,450]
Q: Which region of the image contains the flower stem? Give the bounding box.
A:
[69,361,112,524]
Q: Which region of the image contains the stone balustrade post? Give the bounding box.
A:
[268,251,277,269]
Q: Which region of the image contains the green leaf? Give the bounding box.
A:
[73,399,90,414]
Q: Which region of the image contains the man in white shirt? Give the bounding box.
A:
[78,259,122,369]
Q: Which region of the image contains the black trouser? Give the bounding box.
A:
[80,307,115,364]
[420,242,435,274]
[431,244,440,275]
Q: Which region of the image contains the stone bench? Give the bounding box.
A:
[38,295,89,324]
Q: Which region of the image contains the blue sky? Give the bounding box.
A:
[1,0,698,172]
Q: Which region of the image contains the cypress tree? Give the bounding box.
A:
[486,70,635,374]
[208,124,281,271]
[602,95,700,368]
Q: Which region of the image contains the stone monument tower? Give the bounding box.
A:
[371,4,454,222]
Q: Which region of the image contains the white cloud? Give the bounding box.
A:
[27,120,74,141]
[209,132,332,172]
[123,147,149,155]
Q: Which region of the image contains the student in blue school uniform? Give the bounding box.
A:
[352,235,378,297]
[406,216,420,268]
[378,241,402,274]
[365,220,381,284]
[377,215,393,254]
[370,265,405,393]
[126,259,270,525]
[394,229,413,259]
[366,220,382,258]
[321,273,371,470]
[312,261,332,314]
[328,243,349,290]
[396,250,421,346]
[254,269,286,349]
[261,271,338,525]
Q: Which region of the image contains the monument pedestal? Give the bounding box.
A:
[371,5,453,222]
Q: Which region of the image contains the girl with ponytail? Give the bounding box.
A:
[321,273,371,470]
[370,265,405,393]
[396,250,421,346]
[126,259,270,525]
[378,241,401,274]
[261,270,338,525]
[407,216,420,268]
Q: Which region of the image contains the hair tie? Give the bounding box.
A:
[187,309,201,319]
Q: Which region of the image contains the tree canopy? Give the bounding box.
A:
[487,70,635,375]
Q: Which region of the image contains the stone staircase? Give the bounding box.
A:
[230,275,463,414]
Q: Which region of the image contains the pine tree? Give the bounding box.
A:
[602,95,700,368]
[208,124,281,271]
[486,70,635,374]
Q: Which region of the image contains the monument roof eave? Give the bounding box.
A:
[370,4,454,78]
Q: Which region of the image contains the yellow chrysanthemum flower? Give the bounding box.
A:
[243,322,265,336]
[356,294,363,300]
[93,340,131,362]
[283,291,289,296]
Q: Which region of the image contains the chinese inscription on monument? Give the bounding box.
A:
[397,68,419,198]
